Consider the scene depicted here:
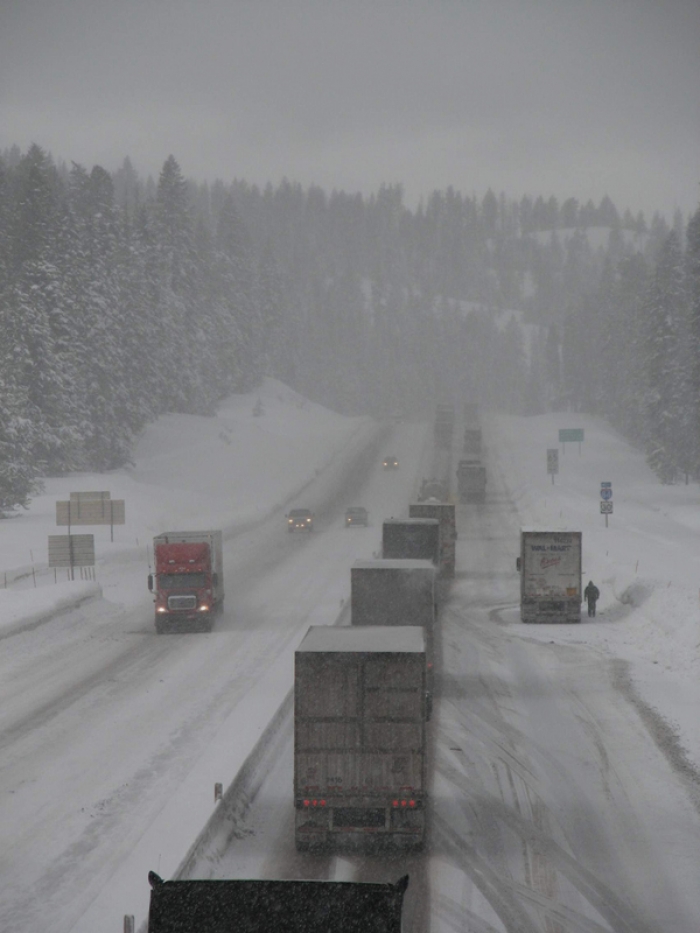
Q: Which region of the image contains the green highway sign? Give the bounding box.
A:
[559,429,584,443]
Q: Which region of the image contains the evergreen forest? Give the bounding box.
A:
[1,143,699,511]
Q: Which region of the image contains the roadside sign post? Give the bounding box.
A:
[600,482,613,527]
[48,534,95,581]
[546,448,559,485]
[559,428,584,455]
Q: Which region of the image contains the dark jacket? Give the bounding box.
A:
[584,583,599,602]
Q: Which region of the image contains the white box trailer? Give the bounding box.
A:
[517,529,582,623]
[294,626,428,851]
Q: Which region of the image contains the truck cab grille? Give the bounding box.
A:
[168,595,197,611]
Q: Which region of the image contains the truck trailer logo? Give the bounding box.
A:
[540,556,561,570]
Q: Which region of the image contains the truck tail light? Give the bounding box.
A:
[392,799,417,808]
[303,799,326,808]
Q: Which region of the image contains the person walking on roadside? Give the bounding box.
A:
[584,580,600,617]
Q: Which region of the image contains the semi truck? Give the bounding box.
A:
[456,459,486,503]
[463,402,479,426]
[382,517,440,566]
[434,404,455,448]
[462,428,482,458]
[147,871,409,933]
[148,530,224,633]
[294,626,428,851]
[408,501,456,577]
[517,529,582,623]
[351,558,436,694]
[351,559,436,628]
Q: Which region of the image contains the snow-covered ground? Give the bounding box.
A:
[0,378,366,633]
[2,388,700,932]
[491,411,700,771]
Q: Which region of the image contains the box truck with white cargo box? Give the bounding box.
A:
[294,626,428,851]
[517,529,582,623]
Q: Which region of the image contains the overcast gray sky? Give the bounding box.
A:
[1,0,699,218]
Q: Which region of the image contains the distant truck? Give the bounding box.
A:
[351,559,436,628]
[462,428,482,458]
[434,404,455,448]
[148,530,224,633]
[382,518,440,566]
[463,402,479,426]
[517,529,582,623]
[294,626,428,851]
[408,501,456,578]
[147,870,408,933]
[456,459,486,503]
[351,558,436,694]
[417,478,448,501]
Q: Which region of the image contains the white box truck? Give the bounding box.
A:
[294,626,428,851]
[517,529,582,623]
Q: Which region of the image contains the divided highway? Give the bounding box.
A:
[191,421,700,933]
[2,414,699,932]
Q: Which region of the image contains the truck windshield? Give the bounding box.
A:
[158,573,207,589]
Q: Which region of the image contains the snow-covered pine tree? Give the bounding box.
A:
[641,231,686,481]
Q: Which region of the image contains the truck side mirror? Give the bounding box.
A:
[516,557,521,571]
[212,573,218,587]
[147,574,153,591]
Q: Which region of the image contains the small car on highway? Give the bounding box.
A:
[382,455,399,470]
[287,508,314,532]
[344,506,369,527]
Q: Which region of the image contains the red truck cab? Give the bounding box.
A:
[148,531,224,633]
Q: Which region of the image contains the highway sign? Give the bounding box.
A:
[601,482,612,488]
[600,487,613,501]
[48,534,95,568]
[600,501,613,514]
[56,499,125,526]
[559,429,584,443]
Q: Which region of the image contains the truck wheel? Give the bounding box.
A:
[155,618,168,634]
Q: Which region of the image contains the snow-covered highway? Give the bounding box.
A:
[1,383,700,932]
